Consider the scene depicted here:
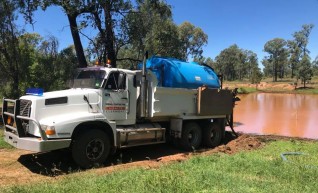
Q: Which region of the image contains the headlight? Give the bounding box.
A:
[41,125,56,135]
[7,116,14,126]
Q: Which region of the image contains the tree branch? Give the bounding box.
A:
[116,57,142,62]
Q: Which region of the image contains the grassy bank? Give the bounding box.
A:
[225,77,318,94]
[3,139,318,193]
[236,86,318,94]
[0,127,12,149]
[237,87,258,94]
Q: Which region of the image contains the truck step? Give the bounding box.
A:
[117,124,165,148]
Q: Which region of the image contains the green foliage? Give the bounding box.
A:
[237,87,258,94]
[122,0,208,65]
[250,67,263,84]
[0,2,68,98]
[0,0,23,98]
[178,21,208,60]
[117,0,177,68]
[283,24,315,87]
[297,55,313,87]
[263,38,288,82]
[3,140,318,192]
[288,24,314,78]
[295,88,318,94]
[17,0,206,69]
[292,24,314,56]
[125,0,177,60]
[193,56,214,66]
[0,127,13,149]
[215,44,259,81]
[0,32,78,98]
[313,57,318,76]
[263,24,315,82]
[28,42,78,92]
[287,40,301,78]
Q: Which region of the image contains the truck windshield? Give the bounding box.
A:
[72,69,106,89]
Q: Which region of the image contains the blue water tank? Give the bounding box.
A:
[140,56,220,89]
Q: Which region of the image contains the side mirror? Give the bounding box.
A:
[134,72,142,87]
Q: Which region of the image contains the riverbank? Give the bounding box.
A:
[224,77,318,94]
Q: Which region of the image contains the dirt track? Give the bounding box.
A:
[0,133,267,187]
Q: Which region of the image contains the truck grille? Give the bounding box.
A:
[20,99,32,117]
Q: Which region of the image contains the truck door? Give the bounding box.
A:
[103,71,129,121]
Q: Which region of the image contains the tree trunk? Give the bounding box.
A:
[104,0,117,68]
[272,62,276,82]
[274,61,278,82]
[12,70,19,98]
[67,14,87,68]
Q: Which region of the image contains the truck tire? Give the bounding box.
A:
[180,122,202,151]
[72,129,110,169]
[203,122,223,148]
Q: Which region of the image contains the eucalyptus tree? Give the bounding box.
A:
[124,0,181,60]
[297,54,313,87]
[19,0,209,68]
[215,44,258,81]
[245,51,258,79]
[288,24,314,78]
[287,40,301,78]
[18,0,94,67]
[250,67,263,84]
[293,24,314,56]
[85,0,132,67]
[18,0,132,68]
[262,56,273,77]
[313,56,318,76]
[178,22,208,60]
[127,0,174,59]
[263,38,288,81]
[29,35,60,91]
[0,0,31,98]
[194,57,215,67]
[215,45,239,80]
[123,0,208,64]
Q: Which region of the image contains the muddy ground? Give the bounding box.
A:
[0,132,280,187]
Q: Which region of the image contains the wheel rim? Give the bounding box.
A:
[210,129,215,139]
[86,139,105,161]
[188,130,198,144]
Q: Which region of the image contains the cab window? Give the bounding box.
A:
[105,71,126,90]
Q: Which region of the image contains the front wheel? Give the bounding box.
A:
[72,129,110,169]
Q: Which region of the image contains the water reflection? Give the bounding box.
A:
[233,93,318,139]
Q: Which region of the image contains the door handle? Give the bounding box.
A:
[121,97,128,100]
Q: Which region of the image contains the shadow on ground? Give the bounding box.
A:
[18,132,237,177]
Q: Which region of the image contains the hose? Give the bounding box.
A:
[226,114,238,138]
[280,152,317,169]
[280,152,306,162]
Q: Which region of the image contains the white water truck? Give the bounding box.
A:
[2,53,238,168]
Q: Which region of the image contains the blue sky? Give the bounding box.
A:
[17,0,318,67]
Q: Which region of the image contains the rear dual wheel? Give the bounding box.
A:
[180,122,202,151]
[203,122,223,148]
[178,121,224,150]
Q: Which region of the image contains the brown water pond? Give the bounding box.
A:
[233,93,318,139]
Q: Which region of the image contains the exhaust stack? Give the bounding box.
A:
[140,51,148,118]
